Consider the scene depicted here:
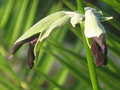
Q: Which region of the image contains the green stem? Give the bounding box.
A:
[76,0,99,90]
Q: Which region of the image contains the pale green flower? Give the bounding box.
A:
[84,7,112,66]
[9,7,113,68]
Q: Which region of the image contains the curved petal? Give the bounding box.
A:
[14,11,67,44]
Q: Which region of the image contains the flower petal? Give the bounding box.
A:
[84,9,106,38]
[27,38,38,69]
[8,34,39,60]
[27,43,35,69]
[91,40,104,66]
[14,11,67,44]
[91,35,107,67]
[8,40,25,60]
[92,33,106,48]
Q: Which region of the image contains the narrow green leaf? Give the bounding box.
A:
[0,0,14,28]
[10,0,29,45]
[36,69,65,90]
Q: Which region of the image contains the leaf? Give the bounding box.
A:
[36,69,65,90]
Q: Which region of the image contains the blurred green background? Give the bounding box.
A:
[0,0,120,90]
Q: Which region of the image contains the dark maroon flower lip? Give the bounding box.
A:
[91,33,107,67]
[8,33,39,69]
[27,38,38,69]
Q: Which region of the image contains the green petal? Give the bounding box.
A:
[14,11,66,44]
[40,15,70,41]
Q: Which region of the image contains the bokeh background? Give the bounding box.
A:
[0,0,120,90]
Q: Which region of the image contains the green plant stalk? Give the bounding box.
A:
[48,39,120,89]
[80,24,99,90]
[49,39,120,81]
[76,0,99,90]
[43,48,91,85]
[49,44,91,88]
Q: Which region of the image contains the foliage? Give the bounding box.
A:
[0,0,120,90]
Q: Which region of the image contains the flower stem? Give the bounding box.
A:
[76,0,100,90]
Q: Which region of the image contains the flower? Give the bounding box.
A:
[84,7,112,66]
[8,11,84,69]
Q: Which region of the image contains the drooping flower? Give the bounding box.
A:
[8,11,84,69]
[84,7,112,66]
